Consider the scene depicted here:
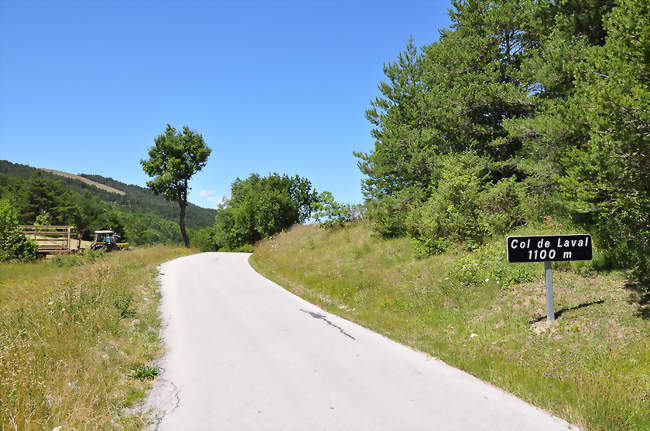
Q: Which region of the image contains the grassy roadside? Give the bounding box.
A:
[0,246,194,430]
[251,223,650,431]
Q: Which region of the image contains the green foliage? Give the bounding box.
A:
[212,173,318,251]
[34,210,52,226]
[0,199,38,262]
[368,187,424,238]
[312,191,349,230]
[141,125,212,247]
[78,172,216,230]
[128,364,159,380]
[17,172,77,225]
[404,153,526,255]
[0,161,216,247]
[558,0,649,278]
[449,240,535,287]
[50,249,105,267]
[356,0,647,277]
[190,227,217,252]
[232,244,255,253]
[113,293,136,319]
[120,212,181,246]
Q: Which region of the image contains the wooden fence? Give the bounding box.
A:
[18,225,76,255]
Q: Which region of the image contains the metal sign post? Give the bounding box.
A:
[507,234,592,323]
[545,261,554,321]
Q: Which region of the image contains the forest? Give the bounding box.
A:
[0,160,217,260]
[352,0,648,281]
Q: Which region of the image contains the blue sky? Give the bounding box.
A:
[0,0,451,208]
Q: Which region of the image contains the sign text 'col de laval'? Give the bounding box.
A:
[507,234,592,263]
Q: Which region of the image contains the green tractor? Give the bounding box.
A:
[90,230,129,251]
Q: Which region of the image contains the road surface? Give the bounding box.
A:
[145,252,576,430]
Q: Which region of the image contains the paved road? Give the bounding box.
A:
[145,252,576,431]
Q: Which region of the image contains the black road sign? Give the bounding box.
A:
[507,234,592,263]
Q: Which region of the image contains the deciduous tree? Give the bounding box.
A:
[141,125,212,247]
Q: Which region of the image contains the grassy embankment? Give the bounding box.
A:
[0,246,194,430]
[251,222,649,431]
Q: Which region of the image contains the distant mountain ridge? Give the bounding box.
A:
[0,160,216,230]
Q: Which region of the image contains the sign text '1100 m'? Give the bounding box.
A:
[507,234,592,263]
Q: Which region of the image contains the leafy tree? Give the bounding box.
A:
[141,125,212,247]
[212,173,318,250]
[312,191,349,230]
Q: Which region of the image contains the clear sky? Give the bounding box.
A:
[0,0,451,208]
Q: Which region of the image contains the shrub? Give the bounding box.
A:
[449,240,536,288]
[369,187,425,238]
[233,244,255,253]
[191,227,217,252]
[405,153,491,252]
[0,199,38,262]
[405,153,528,256]
[312,191,362,230]
[480,176,527,233]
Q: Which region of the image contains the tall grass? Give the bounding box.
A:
[0,246,193,430]
[251,222,650,431]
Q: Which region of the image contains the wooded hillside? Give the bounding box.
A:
[0,160,217,247]
[0,160,216,229]
[355,0,648,280]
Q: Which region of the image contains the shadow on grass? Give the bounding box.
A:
[625,276,649,320]
[529,299,605,324]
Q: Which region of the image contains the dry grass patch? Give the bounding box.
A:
[251,222,650,431]
[0,246,194,430]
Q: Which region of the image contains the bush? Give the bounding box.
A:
[480,177,527,233]
[369,187,424,238]
[411,235,447,258]
[0,199,38,262]
[405,153,527,256]
[312,191,360,230]
[233,244,255,253]
[405,153,491,251]
[449,240,536,288]
[212,173,319,250]
[190,227,217,252]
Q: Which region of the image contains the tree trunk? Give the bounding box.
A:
[179,202,190,248]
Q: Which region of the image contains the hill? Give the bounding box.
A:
[0,160,216,230]
[40,169,126,195]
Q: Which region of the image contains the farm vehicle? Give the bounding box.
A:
[18,226,129,256]
[90,230,129,251]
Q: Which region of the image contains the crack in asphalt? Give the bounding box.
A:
[300,309,356,340]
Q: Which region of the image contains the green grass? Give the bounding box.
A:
[0,246,195,430]
[251,222,650,431]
